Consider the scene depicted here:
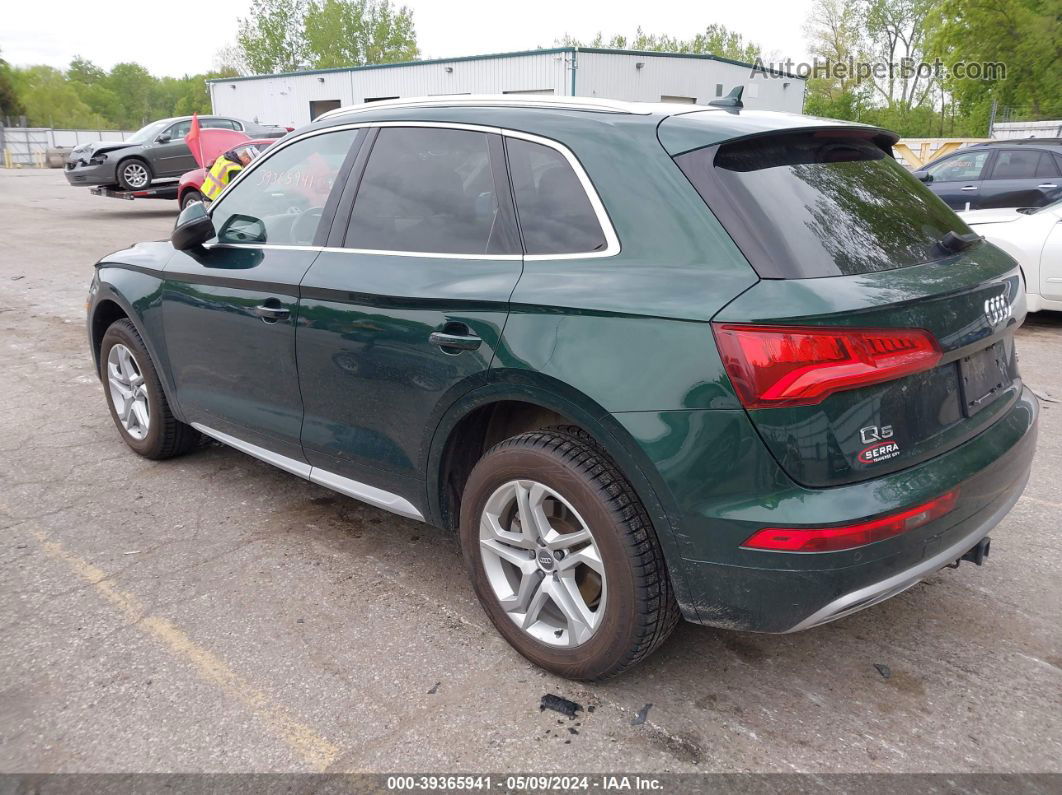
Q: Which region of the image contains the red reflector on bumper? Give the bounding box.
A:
[742,490,960,552]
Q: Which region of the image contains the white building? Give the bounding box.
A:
[209,47,805,129]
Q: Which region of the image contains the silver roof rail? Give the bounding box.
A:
[316,94,657,121]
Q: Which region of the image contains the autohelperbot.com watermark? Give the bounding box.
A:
[752,57,1006,82]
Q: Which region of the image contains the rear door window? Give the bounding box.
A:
[505,138,607,255]
[674,130,973,278]
[989,149,1054,180]
[344,127,513,255]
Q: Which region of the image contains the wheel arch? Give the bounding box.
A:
[90,275,184,421]
[424,371,696,612]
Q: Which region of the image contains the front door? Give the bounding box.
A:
[926,149,991,210]
[152,119,197,177]
[296,126,523,499]
[1040,213,1062,301]
[162,127,362,461]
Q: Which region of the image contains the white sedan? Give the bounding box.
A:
[960,199,1062,313]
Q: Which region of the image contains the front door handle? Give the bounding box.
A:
[961,185,978,191]
[429,330,482,352]
[1038,183,1058,189]
[254,303,290,322]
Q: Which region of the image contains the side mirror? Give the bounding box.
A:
[171,202,215,250]
[156,134,171,143]
[917,172,933,183]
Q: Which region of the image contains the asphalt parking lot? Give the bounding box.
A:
[1,168,1060,775]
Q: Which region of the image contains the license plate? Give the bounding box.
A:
[959,342,1009,417]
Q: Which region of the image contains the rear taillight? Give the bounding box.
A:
[712,324,942,409]
[742,490,959,552]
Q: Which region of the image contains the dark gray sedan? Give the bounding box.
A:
[64,115,290,190]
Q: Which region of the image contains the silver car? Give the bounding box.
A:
[64,115,289,191]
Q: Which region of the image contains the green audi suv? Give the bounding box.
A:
[87,96,1038,680]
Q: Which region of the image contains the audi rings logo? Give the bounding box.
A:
[984,294,1011,327]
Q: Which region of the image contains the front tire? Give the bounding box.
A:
[180,189,203,210]
[99,319,198,459]
[117,158,152,190]
[459,426,679,680]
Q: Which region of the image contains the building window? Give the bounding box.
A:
[309,99,342,119]
[661,95,696,104]
[715,84,724,97]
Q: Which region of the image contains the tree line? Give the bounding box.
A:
[1,0,1057,137]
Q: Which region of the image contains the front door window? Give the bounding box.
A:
[210,129,359,246]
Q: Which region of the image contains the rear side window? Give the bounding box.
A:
[989,149,1058,180]
[345,127,511,255]
[506,138,607,255]
[675,131,972,279]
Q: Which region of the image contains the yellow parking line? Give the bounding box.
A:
[30,529,340,770]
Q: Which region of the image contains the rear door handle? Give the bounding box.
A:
[429,330,482,352]
[961,186,978,191]
[254,304,290,322]
[1038,183,1058,189]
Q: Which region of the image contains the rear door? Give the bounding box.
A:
[673,128,1024,488]
[980,148,1062,208]
[923,149,992,210]
[296,124,522,499]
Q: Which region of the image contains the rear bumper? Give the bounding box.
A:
[614,384,1038,633]
[783,466,1026,632]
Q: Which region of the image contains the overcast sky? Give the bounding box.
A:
[3,0,813,77]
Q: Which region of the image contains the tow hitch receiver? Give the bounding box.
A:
[947,536,991,568]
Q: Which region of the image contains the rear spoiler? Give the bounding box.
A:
[658,113,897,158]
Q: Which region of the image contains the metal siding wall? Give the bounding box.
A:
[211,53,568,128]
[576,52,804,113]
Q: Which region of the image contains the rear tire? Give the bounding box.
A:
[180,189,203,210]
[99,319,199,459]
[117,158,152,191]
[459,426,679,680]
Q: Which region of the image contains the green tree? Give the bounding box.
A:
[927,0,1061,129]
[66,57,122,128]
[10,65,106,127]
[237,0,311,74]
[559,24,762,63]
[0,48,24,120]
[803,0,869,117]
[67,56,106,85]
[304,0,418,68]
[107,62,157,127]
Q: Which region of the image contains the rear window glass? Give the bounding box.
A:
[675,131,972,278]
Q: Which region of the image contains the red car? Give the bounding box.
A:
[178,129,278,209]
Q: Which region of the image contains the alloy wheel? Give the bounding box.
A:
[479,479,606,647]
[107,343,150,440]
[122,163,149,189]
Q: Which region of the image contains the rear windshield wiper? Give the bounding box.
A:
[937,230,982,255]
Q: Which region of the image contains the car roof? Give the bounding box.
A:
[972,138,1062,147]
[311,94,889,152]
